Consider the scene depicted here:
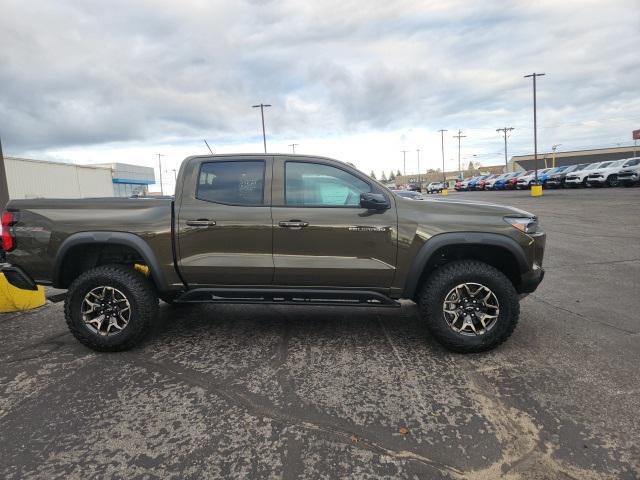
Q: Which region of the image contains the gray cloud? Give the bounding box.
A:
[0,0,638,156]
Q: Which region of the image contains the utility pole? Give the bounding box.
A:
[524,73,545,183]
[452,129,466,179]
[252,103,271,153]
[551,143,562,168]
[416,149,421,190]
[438,129,448,183]
[289,143,298,154]
[496,127,515,172]
[0,134,9,209]
[157,154,165,196]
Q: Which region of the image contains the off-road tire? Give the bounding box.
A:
[64,265,158,352]
[418,260,520,353]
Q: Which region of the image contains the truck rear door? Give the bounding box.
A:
[175,156,273,286]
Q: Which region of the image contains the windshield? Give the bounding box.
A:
[574,164,589,171]
[596,162,613,169]
[623,158,640,167]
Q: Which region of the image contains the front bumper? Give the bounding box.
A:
[519,265,545,294]
[0,263,39,291]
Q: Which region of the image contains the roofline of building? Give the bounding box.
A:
[511,145,638,161]
[5,156,112,171]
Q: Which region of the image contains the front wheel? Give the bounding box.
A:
[606,175,618,187]
[64,265,159,352]
[418,260,520,353]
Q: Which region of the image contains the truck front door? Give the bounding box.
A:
[176,156,273,286]
[271,157,397,289]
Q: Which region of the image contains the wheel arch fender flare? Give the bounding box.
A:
[402,232,529,299]
[53,231,168,291]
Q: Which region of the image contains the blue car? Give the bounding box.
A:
[539,166,568,187]
[468,175,488,190]
[494,172,519,190]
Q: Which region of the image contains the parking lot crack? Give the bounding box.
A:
[529,295,637,334]
[134,355,465,478]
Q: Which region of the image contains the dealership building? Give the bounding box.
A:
[3,157,155,199]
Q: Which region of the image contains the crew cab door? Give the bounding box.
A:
[176,156,273,286]
[271,157,397,288]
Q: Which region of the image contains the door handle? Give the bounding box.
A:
[279,220,309,228]
[186,219,216,227]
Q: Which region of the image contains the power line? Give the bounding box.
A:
[452,129,466,179]
[496,127,515,172]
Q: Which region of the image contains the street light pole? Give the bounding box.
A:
[252,103,271,153]
[524,73,545,183]
[289,143,298,154]
[438,129,448,183]
[496,127,515,172]
[0,134,9,209]
[401,150,409,178]
[157,154,165,196]
[551,144,562,168]
[452,129,466,180]
[416,149,421,190]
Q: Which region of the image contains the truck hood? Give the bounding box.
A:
[404,196,535,218]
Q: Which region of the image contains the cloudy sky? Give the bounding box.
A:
[1,0,639,191]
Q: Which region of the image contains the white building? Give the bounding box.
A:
[4,157,114,199]
[92,162,155,197]
[3,157,156,199]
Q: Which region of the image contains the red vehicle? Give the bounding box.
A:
[506,171,531,189]
[454,179,463,191]
[477,174,498,191]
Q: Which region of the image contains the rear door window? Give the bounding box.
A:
[197,161,265,205]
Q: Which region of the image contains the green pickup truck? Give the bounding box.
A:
[0,154,545,353]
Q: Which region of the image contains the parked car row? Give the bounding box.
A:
[454,157,640,191]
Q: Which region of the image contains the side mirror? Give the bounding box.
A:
[360,192,390,211]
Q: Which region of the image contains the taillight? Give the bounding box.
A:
[1,211,16,252]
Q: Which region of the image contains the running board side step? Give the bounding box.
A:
[175,288,400,307]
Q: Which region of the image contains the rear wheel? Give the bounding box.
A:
[418,260,519,353]
[64,265,158,352]
[606,175,618,187]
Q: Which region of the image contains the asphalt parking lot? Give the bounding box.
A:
[1,187,639,479]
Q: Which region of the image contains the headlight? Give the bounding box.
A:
[504,216,538,234]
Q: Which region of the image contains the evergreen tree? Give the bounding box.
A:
[381,172,387,181]
[369,170,377,179]
[396,169,402,177]
[389,171,395,181]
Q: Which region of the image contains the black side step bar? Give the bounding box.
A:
[175,288,400,307]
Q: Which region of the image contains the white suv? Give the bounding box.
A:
[616,157,640,186]
[586,159,635,187]
[564,161,610,187]
[426,182,444,194]
[516,168,551,189]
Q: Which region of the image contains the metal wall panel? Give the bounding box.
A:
[5,158,113,199]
